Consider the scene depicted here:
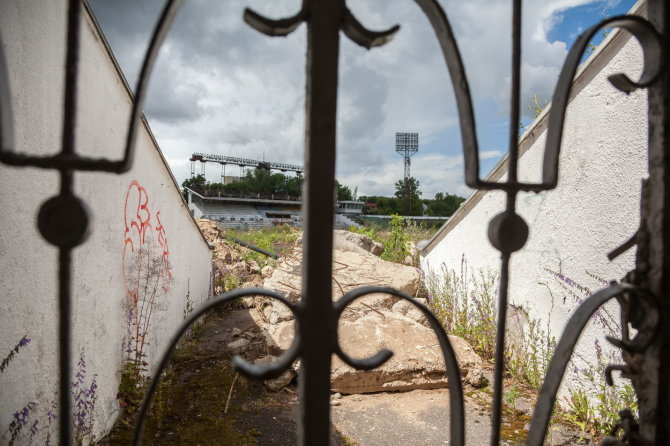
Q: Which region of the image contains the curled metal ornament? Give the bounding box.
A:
[0,0,184,172]
[37,194,91,248]
[243,6,308,37]
[117,0,184,173]
[132,288,300,446]
[415,4,663,193]
[414,0,480,188]
[334,286,465,446]
[542,15,663,189]
[244,1,399,50]
[342,8,400,49]
[526,284,656,445]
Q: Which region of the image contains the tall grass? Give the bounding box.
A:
[426,258,640,440]
[424,257,498,361]
[222,225,299,267]
[424,257,555,392]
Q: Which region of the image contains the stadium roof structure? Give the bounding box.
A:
[190,152,303,174]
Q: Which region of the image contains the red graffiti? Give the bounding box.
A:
[155,211,173,291]
[122,180,172,308]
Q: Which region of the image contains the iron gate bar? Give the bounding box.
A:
[131,288,303,445]
[645,4,670,440]
[544,16,663,189]
[525,284,656,445]
[0,0,667,444]
[132,286,467,446]
[244,1,402,442]
[0,0,184,443]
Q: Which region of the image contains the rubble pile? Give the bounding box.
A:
[196,219,484,393]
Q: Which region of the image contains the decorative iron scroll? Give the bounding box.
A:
[0,0,665,445]
[0,0,184,443]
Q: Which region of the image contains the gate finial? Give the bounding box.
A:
[244,0,399,48]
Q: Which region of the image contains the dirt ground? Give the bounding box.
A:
[101,307,589,446]
[99,223,589,445]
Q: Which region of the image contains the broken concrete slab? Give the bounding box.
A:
[331,310,484,393]
[262,310,484,392]
[391,298,429,327]
[332,249,420,297]
[333,230,385,256]
[264,319,296,355]
[268,301,294,325]
[263,247,420,308]
[262,254,302,302]
[227,338,251,353]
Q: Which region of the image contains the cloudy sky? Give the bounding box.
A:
[88,0,636,199]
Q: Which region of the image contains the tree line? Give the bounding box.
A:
[183,170,465,217]
[183,169,303,197]
[359,177,465,217]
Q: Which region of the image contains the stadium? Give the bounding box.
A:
[186,152,364,229]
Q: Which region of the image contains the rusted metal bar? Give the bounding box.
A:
[298,1,341,442]
[1,0,666,444]
[227,236,278,259]
[640,0,670,442]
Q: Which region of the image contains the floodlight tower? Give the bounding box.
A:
[395,132,419,180]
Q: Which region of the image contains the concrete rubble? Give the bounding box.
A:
[333,229,385,256]
[196,219,485,393]
[255,231,485,393]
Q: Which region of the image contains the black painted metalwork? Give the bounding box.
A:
[0,0,183,443]
[0,0,667,444]
[227,237,279,259]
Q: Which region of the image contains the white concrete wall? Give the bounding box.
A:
[421,7,647,399]
[187,188,206,219]
[0,1,212,441]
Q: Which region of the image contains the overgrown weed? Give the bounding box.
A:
[223,225,299,268]
[545,269,636,440]
[380,215,410,263]
[505,314,556,392]
[426,257,639,441]
[351,216,435,266]
[424,258,498,360]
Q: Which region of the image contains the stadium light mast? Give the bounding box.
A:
[395,132,419,215]
[395,132,418,180]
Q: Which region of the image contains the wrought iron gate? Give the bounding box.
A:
[0,0,668,444]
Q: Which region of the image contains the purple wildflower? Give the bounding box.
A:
[46,401,58,422]
[594,338,603,360]
[8,402,36,444]
[1,335,32,373]
[71,351,98,441]
[30,419,39,436]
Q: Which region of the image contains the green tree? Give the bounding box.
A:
[426,192,466,216]
[182,174,207,191]
[359,195,398,215]
[285,174,303,197]
[375,196,398,215]
[336,181,353,201]
[395,177,423,216]
[182,174,207,200]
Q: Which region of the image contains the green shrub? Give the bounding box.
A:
[380,215,410,263]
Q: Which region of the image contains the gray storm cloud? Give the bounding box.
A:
[88,0,618,197]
